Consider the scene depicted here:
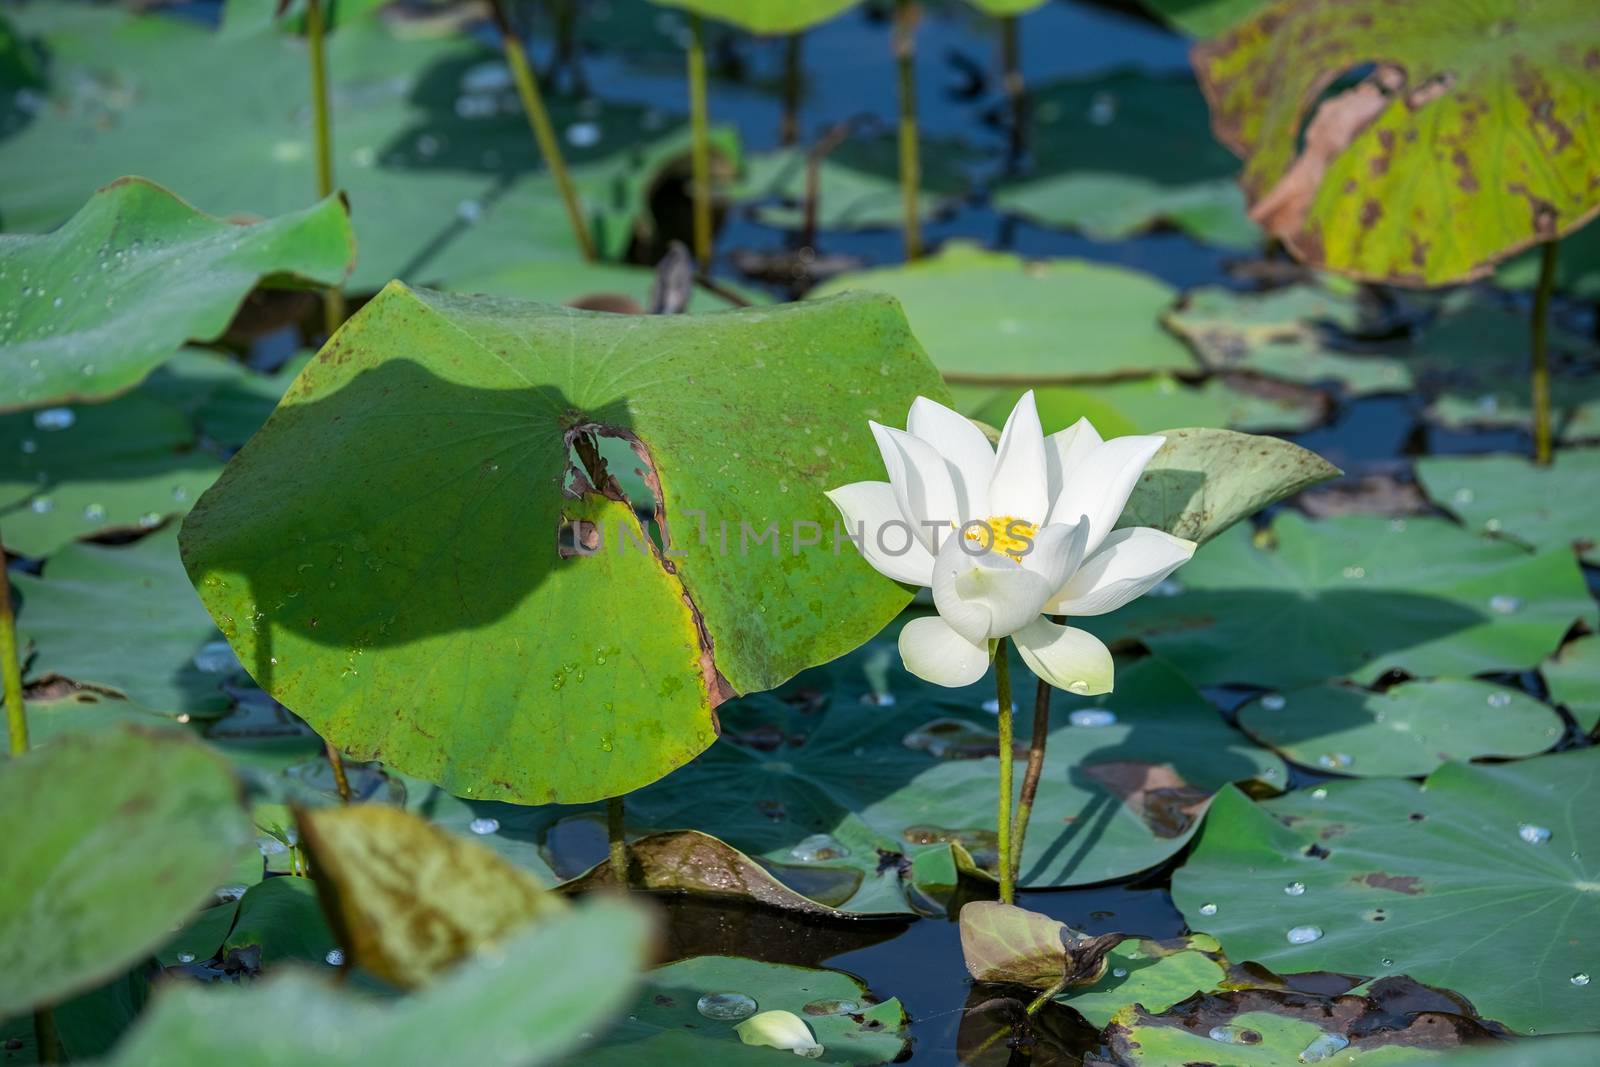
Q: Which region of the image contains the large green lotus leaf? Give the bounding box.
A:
[645,0,863,34]
[222,876,337,970]
[1172,749,1600,1035]
[1097,513,1595,689]
[1545,635,1600,733]
[178,287,944,804]
[0,177,353,412]
[0,971,151,1064]
[102,898,653,1067]
[1416,451,1600,565]
[585,955,908,1065]
[955,377,1327,438]
[0,388,223,558]
[1136,0,1271,37]
[0,725,252,1017]
[1164,285,1412,396]
[1236,679,1563,778]
[1111,428,1340,546]
[1056,934,1227,1029]
[0,5,719,292]
[12,527,235,713]
[810,242,1194,382]
[992,73,1258,249]
[297,804,566,988]
[1194,0,1600,285]
[142,348,310,453]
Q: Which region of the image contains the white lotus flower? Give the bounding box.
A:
[735,1010,824,1057]
[827,391,1195,693]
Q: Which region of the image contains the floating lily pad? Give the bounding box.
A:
[1056,934,1228,1029]
[1113,427,1341,546]
[297,804,565,988]
[179,287,944,804]
[956,377,1327,438]
[21,691,183,749]
[809,242,1194,382]
[1546,635,1600,733]
[0,177,352,412]
[0,387,223,558]
[1436,1035,1600,1067]
[1416,450,1600,565]
[13,527,234,713]
[1194,0,1600,285]
[646,0,862,34]
[585,955,908,1065]
[103,899,654,1067]
[222,876,337,971]
[1099,513,1595,689]
[993,73,1258,249]
[1236,679,1563,778]
[1164,285,1412,396]
[1172,748,1600,1035]
[0,725,252,1017]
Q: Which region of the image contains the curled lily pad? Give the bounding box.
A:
[1098,513,1595,689]
[646,0,863,34]
[585,954,909,1065]
[1545,635,1600,733]
[179,287,944,804]
[959,901,1126,989]
[297,804,566,988]
[1194,0,1600,285]
[103,898,654,1067]
[0,725,252,1017]
[1172,749,1600,1036]
[1236,679,1564,778]
[1417,450,1600,565]
[809,242,1195,382]
[0,177,353,412]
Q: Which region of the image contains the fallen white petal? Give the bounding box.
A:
[735,1010,823,1057]
[908,395,995,524]
[899,615,991,688]
[871,422,960,552]
[1045,527,1196,615]
[987,390,1049,524]
[1013,617,1115,695]
[825,482,936,587]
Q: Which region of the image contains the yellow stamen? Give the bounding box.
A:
[962,515,1038,562]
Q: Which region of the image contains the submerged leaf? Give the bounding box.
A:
[959,901,1127,989]
[296,804,565,988]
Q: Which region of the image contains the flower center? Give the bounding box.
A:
[963,515,1038,562]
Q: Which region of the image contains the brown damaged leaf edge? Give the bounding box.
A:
[564,422,737,723]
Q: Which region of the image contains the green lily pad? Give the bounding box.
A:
[1416,450,1600,565]
[222,876,337,970]
[1113,427,1341,546]
[13,527,234,713]
[1099,513,1596,689]
[956,377,1328,438]
[103,898,654,1067]
[1437,1035,1600,1067]
[585,955,909,1065]
[1194,0,1600,285]
[644,0,863,34]
[158,901,241,969]
[810,242,1194,382]
[1546,635,1600,733]
[20,691,184,749]
[1171,748,1600,1035]
[0,177,352,412]
[1164,285,1412,396]
[179,287,944,804]
[1056,934,1228,1029]
[0,387,223,558]
[297,804,566,988]
[1236,679,1564,778]
[0,725,252,1017]
[993,73,1259,249]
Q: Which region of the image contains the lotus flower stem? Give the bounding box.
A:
[994,639,1015,903]
[490,0,596,262]
[304,0,347,336]
[1026,977,1066,1016]
[1000,15,1025,165]
[892,0,923,260]
[1,537,27,758]
[781,33,803,147]
[687,13,714,269]
[607,795,629,887]
[1010,673,1052,886]
[324,739,352,804]
[1532,240,1559,465]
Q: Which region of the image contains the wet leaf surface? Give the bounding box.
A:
[1544,635,1600,733]
[1417,450,1600,565]
[0,725,252,1017]
[1055,933,1228,1029]
[1172,749,1600,1035]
